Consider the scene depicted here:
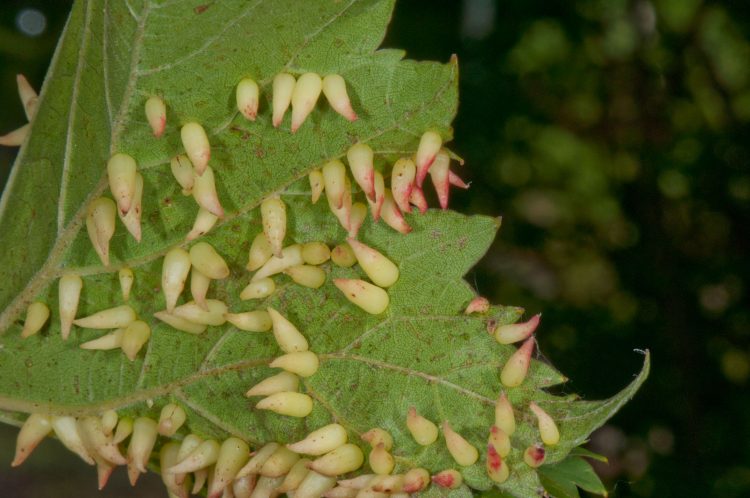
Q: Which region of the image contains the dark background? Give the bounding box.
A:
[1,1,749,497]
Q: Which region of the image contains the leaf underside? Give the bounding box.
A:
[0,1,648,496]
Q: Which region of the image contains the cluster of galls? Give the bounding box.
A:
[8,67,562,494]
[12,404,186,491]
[12,387,559,497]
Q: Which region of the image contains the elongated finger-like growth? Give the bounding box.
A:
[192,166,224,217]
[0,123,30,146]
[415,130,442,187]
[338,474,378,490]
[348,202,367,238]
[12,414,52,466]
[529,402,560,445]
[486,443,509,483]
[322,74,357,121]
[269,351,319,377]
[262,446,300,477]
[80,328,124,350]
[86,197,117,266]
[233,475,256,498]
[327,175,352,231]
[449,170,469,189]
[127,417,158,484]
[154,311,207,335]
[500,336,535,387]
[187,208,219,241]
[347,143,375,201]
[239,278,275,300]
[208,437,250,498]
[170,154,195,194]
[309,444,364,476]
[331,243,356,267]
[367,171,385,220]
[190,268,211,309]
[236,442,280,478]
[295,470,336,498]
[287,424,347,456]
[406,407,438,446]
[322,160,347,209]
[226,310,272,332]
[333,278,389,315]
[107,153,137,215]
[74,305,136,329]
[285,265,326,289]
[442,421,479,466]
[169,439,221,474]
[494,392,516,435]
[409,186,428,214]
[21,301,49,338]
[160,442,187,498]
[119,172,143,241]
[236,78,259,121]
[524,444,546,468]
[101,410,118,437]
[190,241,230,280]
[162,248,191,312]
[173,299,228,326]
[175,434,203,483]
[252,244,304,281]
[464,296,489,314]
[391,158,416,213]
[181,122,210,175]
[268,307,309,353]
[488,425,511,458]
[16,74,38,120]
[380,190,412,234]
[120,320,151,361]
[261,197,287,257]
[247,233,273,271]
[276,457,311,493]
[302,241,330,265]
[246,371,299,397]
[145,96,166,137]
[77,416,127,465]
[361,428,393,451]
[256,392,313,417]
[119,268,134,301]
[291,72,322,132]
[253,475,285,498]
[432,469,462,489]
[51,416,94,464]
[429,151,450,210]
[309,169,324,204]
[113,417,134,444]
[272,73,295,127]
[495,313,541,344]
[59,274,82,340]
[346,238,399,288]
[368,443,394,475]
[158,403,187,437]
[402,468,430,493]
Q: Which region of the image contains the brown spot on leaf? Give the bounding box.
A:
[194,3,213,14]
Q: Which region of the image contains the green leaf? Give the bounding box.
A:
[0,0,648,496]
[569,446,609,463]
[539,456,609,497]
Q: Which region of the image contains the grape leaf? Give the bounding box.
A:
[0,0,648,496]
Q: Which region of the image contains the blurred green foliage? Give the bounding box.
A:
[1,0,748,497]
